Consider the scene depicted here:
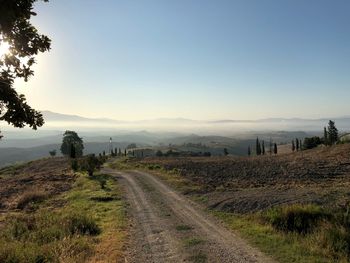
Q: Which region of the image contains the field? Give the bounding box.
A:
[121,143,350,262]
[134,144,350,212]
[0,158,127,263]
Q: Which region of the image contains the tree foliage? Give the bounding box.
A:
[0,0,51,138]
[323,127,328,145]
[295,138,300,151]
[303,136,322,150]
[256,137,262,156]
[262,140,265,155]
[327,120,338,145]
[61,131,84,157]
[223,148,229,156]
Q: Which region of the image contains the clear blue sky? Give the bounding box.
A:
[16,0,350,120]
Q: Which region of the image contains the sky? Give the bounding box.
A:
[14,0,350,121]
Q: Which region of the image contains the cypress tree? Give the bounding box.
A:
[124,149,127,156]
[256,138,262,156]
[262,140,265,155]
[248,146,251,156]
[292,140,295,152]
[274,143,278,154]
[223,148,229,156]
[296,138,299,151]
[300,139,303,150]
[328,120,338,145]
[323,127,328,145]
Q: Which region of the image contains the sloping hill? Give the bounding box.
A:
[137,143,350,212]
[0,158,74,211]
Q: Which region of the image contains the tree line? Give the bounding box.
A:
[248,138,278,156]
[303,120,339,150]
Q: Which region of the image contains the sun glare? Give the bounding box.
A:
[0,41,10,57]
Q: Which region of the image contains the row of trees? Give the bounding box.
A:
[248,138,278,156]
[303,120,339,150]
[291,138,303,152]
[324,120,339,145]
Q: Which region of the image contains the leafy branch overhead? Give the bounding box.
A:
[0,0,51,138]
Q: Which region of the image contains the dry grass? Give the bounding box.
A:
[0,158,127,263]
[16,190,48,209]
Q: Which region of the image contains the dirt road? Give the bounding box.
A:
[103,168,273,263]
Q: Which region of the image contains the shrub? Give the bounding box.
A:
[71,159,78,171]
[16,191,48,210]
[322,225,350,257]
[147,164,161,170]
[65,213,100,236]
[264,204,329,234]
[90,196,115,202]
[49,149,56,157]
[303,136,322,149]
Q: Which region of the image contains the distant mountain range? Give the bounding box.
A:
[41,111,350,125]
[38,111,350,134]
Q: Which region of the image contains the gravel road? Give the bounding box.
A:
[103,168,274,263]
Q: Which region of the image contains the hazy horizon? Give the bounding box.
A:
[9,0,350,121]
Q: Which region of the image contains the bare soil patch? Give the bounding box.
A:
[133,144,350,213]
[0,157,75,212]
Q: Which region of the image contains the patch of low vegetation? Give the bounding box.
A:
[188,252,207,263]
[183,237,205,248]
[16,191,48,210]
[0,210,97,262]
[214,204,350,263]
[176,224,193,231]
[0,169,127,263]
[263,204,329,234]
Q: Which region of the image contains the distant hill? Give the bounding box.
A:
[38,111,350,132]
[42,111,122,123]
[0,141,148,167]
[0,130,318,166]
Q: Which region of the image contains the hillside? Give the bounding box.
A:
[135,144,350,213]
[0,157,127,262]
[0,158,75,211]
[0,130,314,167]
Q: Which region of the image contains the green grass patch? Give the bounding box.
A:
[183,237,205,248]
[0,172,127,263]
[176,224,193,231]
[16,191,48,210]
[263,204,330,234]
[212,205,350,263]
[188,252,207,263]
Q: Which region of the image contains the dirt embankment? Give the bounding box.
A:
[134,144,350,213]
[0,158,75,211]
